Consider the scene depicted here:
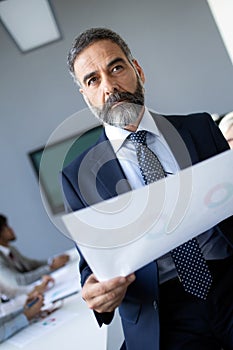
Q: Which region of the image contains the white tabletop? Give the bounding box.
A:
[1,248,108,350]
[1,293,107,350]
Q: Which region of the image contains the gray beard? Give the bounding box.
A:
[85,79,145,128]
[91,102,144,128]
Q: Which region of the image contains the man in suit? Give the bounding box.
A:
[0,214,69,287]
[61,27,233,349]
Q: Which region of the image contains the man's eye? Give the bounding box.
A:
[88,77,98,86]
[112,65,123,73]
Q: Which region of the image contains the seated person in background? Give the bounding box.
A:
[0,275,54,302]
[0,214,69,287]
[0,292,44,343]
[219,111,233,149]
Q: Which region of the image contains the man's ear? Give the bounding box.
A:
[79,88,84,95]
[132,59,145,84]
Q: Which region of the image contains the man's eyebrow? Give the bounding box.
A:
[83,71,97,85]
[106,57,126,69]
[82,57,126,85]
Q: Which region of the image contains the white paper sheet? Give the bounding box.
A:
[62,150,233,281]
[43,258,81,305]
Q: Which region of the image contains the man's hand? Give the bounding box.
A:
[82,273,136,313]
[23,294,44,321]
[49,254,69,270]
[31,275,55,295]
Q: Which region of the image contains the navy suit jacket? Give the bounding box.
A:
[61,112,233,350]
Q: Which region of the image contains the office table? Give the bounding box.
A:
[1,248,125,350]
[1,288,107,350]
[1,249,108,349]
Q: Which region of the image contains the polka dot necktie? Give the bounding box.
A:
[129,130,212,299]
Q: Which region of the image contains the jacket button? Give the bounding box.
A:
[153,300,158,310]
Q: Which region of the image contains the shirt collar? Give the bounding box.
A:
[105,107,160,153]
[0,245,10,256]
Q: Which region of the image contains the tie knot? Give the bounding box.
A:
[129,130,147,145]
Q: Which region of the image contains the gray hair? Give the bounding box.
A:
[67,27,134,85]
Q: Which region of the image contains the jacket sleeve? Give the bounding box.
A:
[60,171,115,326]
[0,250,50,286]
[0,311,28,343]
[13,266,51,285]
[77,245,114,326]
[11,247,48,271]
[0,280,30,299]
[8,247,51,285]
[1,263,51,286]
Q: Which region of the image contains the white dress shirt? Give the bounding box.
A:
[0,245,10,257]
[105,108,179,190]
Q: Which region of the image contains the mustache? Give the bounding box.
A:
[105,90,144,109]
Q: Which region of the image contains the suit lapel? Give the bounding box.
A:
[89,131,131,201]
[91,113,200,201]
[151,112,199,168]
[8,248,25,271]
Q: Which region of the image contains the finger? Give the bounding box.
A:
[83,273,135,301]
[84,278,131,311]
[87,285,128,313]
[88,274,133,295]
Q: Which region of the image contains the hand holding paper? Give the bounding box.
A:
[82,273,135,313]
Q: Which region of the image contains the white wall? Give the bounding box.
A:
[0,0,233,259]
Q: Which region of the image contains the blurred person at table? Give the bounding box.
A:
[0,292,44,343]
[0,275,54,342]
[0,214,69,287]
[219,111,233,149]
[0,275,54,303]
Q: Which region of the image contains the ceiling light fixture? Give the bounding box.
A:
[0,0,61,53]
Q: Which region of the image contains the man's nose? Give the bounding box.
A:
[102,78,119,101]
